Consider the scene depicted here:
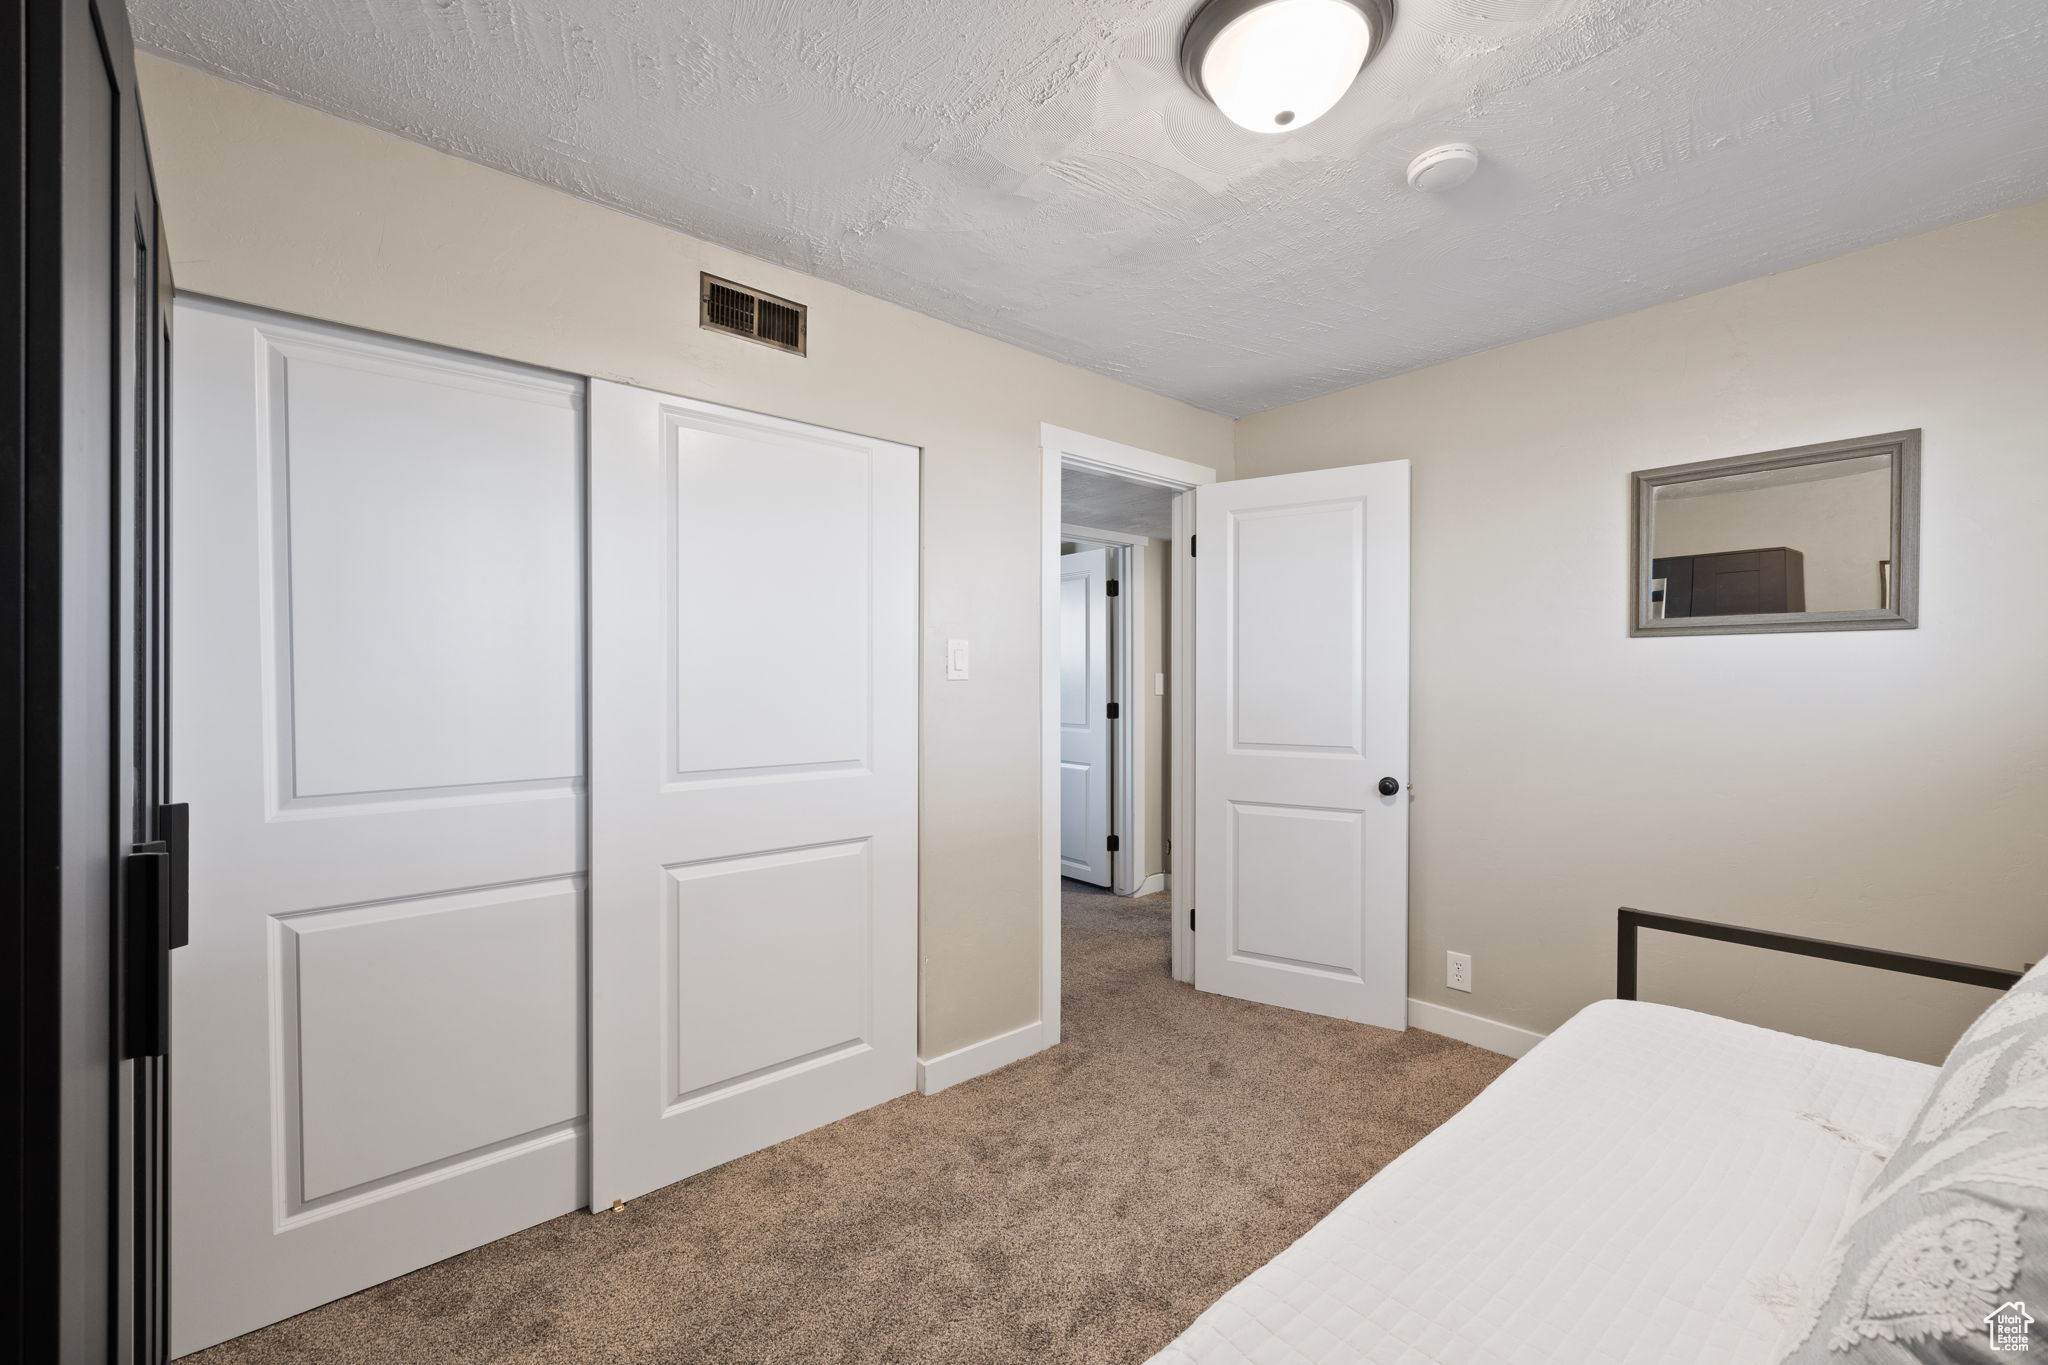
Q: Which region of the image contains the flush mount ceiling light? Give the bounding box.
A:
[1181,0,1395,134]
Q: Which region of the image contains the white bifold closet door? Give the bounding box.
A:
[1192,461,1410,1028]
[1058,547,1114,887]
[587,380,918,1209]
[169,300,589,1355]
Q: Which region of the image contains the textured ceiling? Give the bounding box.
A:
[131,0,2048,416]
[1063,467,1178,538]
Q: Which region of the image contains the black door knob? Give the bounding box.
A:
[1377,777,1401,797]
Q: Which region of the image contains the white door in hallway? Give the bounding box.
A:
[168,300,588,1354]
[1192,461,1410,1027]
[1059,547,1114,887]
[588,380,918,1208]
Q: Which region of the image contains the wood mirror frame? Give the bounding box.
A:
[1630,430,1920,637]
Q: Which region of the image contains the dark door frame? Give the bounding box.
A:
[3,0,174,1359]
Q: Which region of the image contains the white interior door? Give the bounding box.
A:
[1059,547,1114,886]
[169,300,588,1354]
[589,380,917,1208]
[1192,461,1409,1027]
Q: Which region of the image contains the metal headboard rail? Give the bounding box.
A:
[1616,907,2026,1001]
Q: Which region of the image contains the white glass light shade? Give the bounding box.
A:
[1197,0,1374,133]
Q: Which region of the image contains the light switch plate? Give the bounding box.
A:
[945,639,970,680]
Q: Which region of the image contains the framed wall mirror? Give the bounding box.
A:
[1631,430,1920,637]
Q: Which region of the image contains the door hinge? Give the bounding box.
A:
[1106,578,1120,597]
[1189,907,1196,931]
[1106,701,1120,720]
[1107,834,1120,853]
[1189,535,1197,556]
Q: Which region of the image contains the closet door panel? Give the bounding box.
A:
[290,878,584,1201]
[667,840,873,1097]
[669,426,873,777]
[170,300,587,1355]
[590,380,917,1209]
[278,350,582,797]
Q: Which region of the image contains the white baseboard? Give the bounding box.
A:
[917,1020,1047,1095]
[1407,997,1547,1059]
[1132,872,1169,897]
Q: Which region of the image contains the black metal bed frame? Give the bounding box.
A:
[1616,907,2025,1001]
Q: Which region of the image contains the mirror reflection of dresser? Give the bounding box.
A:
[1650,546,1805,618]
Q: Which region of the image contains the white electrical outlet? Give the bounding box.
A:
[1446,951,1472,993]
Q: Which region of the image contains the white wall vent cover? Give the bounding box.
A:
[699,273,807,356]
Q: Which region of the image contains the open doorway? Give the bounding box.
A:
[1057,510,1166,900]
[1060,493,1174,1007]
[1062,467,1177,876]
[1039,426,1216,1046]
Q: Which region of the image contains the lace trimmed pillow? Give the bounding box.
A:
[1777,958,2048,1364]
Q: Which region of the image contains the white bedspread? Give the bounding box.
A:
[1147,1000,1937,1365]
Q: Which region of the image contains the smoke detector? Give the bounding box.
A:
[1406,143,1480,192]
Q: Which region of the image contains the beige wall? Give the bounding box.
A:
[1236,200,2048,1064]
[136,57,1234,1062]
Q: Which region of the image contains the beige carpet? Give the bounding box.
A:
[187,883,1511,1364]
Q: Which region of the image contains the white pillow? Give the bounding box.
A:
[1777,958,2048,1363]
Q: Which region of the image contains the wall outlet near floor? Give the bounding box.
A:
[1446,951,1473,993]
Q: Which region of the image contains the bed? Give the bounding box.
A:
[1149,910,2034,1365]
